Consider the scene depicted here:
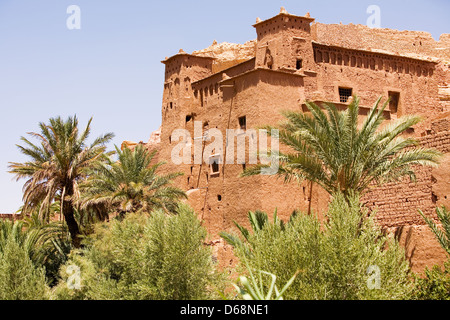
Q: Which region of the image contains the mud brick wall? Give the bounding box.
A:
[0,214,17,221]
[364,127,450,228]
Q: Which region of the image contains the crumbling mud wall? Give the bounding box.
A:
[363,116,450,272]
[192,40,257,74]
[311,23,450,63]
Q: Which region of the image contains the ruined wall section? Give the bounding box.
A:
[311,23,450,63]
[192,41,256,74]
[363,118,450,227]
[362,118,450,272]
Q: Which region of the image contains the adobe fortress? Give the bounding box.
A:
[126,8,450,272]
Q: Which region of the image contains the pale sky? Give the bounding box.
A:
[0,0,449,213]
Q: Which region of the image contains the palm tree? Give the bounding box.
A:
[79,144,187,216]
[242,96,441,200]
[9,116,114,247]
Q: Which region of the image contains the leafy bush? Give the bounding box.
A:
[222,193,413,300]
[413,260,450,300]
[0,230,49,300]
[53,204,223,300]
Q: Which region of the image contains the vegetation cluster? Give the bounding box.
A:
[2,98,449,300]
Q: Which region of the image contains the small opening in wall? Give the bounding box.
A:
[186,115,193,123]
[388,91,400,114]
[209,155,220,175]
[211,161,219,174]
[296,59,303,70]
[218,195,222,201]
[239,116,247,130]
[339,87,352,103]
[432,193,438,204]
[170,102,173,109]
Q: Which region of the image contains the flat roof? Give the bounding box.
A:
[253,12,315,28]
[161,52,216,64]
[191,57,256,86]
[219,67,306,85]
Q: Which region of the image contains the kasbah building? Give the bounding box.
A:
[122,8,450,273]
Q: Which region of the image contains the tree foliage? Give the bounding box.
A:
[222,193,413,300]
[0,220,50,300]
[242,97,441,198]
[9,116,114,247]
[53,204,223,300]
[79,145,187,217]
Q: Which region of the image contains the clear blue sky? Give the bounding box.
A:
[0,0,449,213]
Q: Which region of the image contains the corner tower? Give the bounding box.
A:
[161,49,215,114]
[253,7,316,72]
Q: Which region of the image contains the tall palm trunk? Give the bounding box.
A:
[63,184,81,248]
[307,181,313,215]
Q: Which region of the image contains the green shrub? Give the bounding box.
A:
[53,204,223,300]
[0,238,49,300]
[413,260,450,300]
[222,193,413,300]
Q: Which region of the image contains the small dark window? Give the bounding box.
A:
[239,116,247,130]
[209,155,220,175]
[388,91,400,114]
[339,87,352,103]
[170,102,173,109]
[296,59,303,70]
[211,161,219,174]
[186,115,193,123]
[432,192,438,204]
[217,195,222,201]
